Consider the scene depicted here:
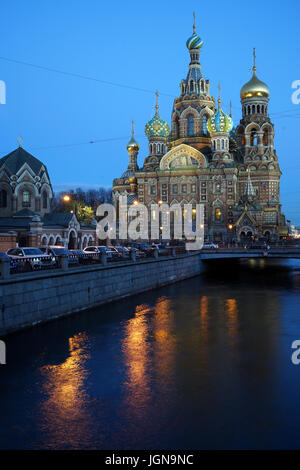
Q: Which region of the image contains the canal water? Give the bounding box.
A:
[1,259,300,450]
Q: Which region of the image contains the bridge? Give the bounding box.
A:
[199,247,300,260]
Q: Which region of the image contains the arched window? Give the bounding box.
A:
[263,129,269,146]
[0,189,7,208]
[153,144,156,154]
[173,117,179,138]
[187,115,194,136]
[202,115,208,134]
[190,80,194,92]
[221,139,225,149]
[250,130,258,146]
[22,190,31,207]
[247,106,251,115]
[42,190,48,209]
[257,105,260,113]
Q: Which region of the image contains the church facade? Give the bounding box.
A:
[0,146,96,249]
[113,21,287,243]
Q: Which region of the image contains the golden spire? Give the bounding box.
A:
[193,11,196,34]
[131,119,135,137]
[253,47,256,72]
[155,90,159,114]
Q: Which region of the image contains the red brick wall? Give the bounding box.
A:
[0,233,17,252]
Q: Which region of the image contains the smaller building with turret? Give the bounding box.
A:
[0,143,96,249]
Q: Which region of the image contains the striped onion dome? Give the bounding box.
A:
[186,32,203,50]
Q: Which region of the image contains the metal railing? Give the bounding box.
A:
[0,246,189,280]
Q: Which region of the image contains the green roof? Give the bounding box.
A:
[0,147,49,177]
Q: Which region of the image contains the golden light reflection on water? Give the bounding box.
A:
[122,303,152,415]
[122,297,176,417]
[200,295,209,335]
[38,332,91,448]
[225,298,238,342]
[153,297,176,381]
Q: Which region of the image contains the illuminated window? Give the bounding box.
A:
[22,190,31,207]
[215,208,222,220]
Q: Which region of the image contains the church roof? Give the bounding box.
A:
[42,212,74,227]
[0,147,49,177]
[0,217,32,229]
[13,209,38,218]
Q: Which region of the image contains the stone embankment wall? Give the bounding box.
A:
[0,252,202,336]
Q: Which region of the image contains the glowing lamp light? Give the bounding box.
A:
[228,224,233,230]
[63,195,71,202]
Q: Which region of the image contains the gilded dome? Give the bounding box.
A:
[126,135,139,153]
[240,71,270,100]
[207,104,233,134]
[129,176,137,184]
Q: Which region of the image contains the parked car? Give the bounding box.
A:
[126,247,147,258]
[133,243,153,256]
[83,245,115,260]
[151,243,169,255]
[112,246,130,259]
[39,246,79,265]
[0,252,21,273]
[217,241,226,248]
[69,249,93,264]
[202,242,218,249]
[6,247,54,270]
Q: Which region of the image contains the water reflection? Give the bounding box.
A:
[226,298,238,343]
[1,260,300,449]
[122,303,152,417]
[38,332,92,449]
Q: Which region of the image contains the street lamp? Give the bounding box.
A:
[62,194,76,215]
[228,224,233,247]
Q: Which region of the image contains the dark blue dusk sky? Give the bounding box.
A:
[0,0,300,223]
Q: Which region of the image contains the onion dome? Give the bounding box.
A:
[240,72,270,99]
[186,33,203,50]
[127,121,139,152]
[240,48,270,100]
[207,90,233,134]
[186,12,203,50]
[145,91,170,138]
[129,176,137,183]
[126,135,139,152]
